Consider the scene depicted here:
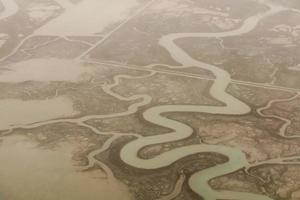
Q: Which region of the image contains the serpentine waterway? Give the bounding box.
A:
[120,1,286,200]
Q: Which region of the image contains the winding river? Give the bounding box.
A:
[257,92,300,139]
[0,0,296,199]
[120,1,287,200]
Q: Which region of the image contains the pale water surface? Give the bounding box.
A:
[0,96,77,130]
[0,59,93,83]
[34,0,139,36]
[0,0,18,20]
[0,135,132,200]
